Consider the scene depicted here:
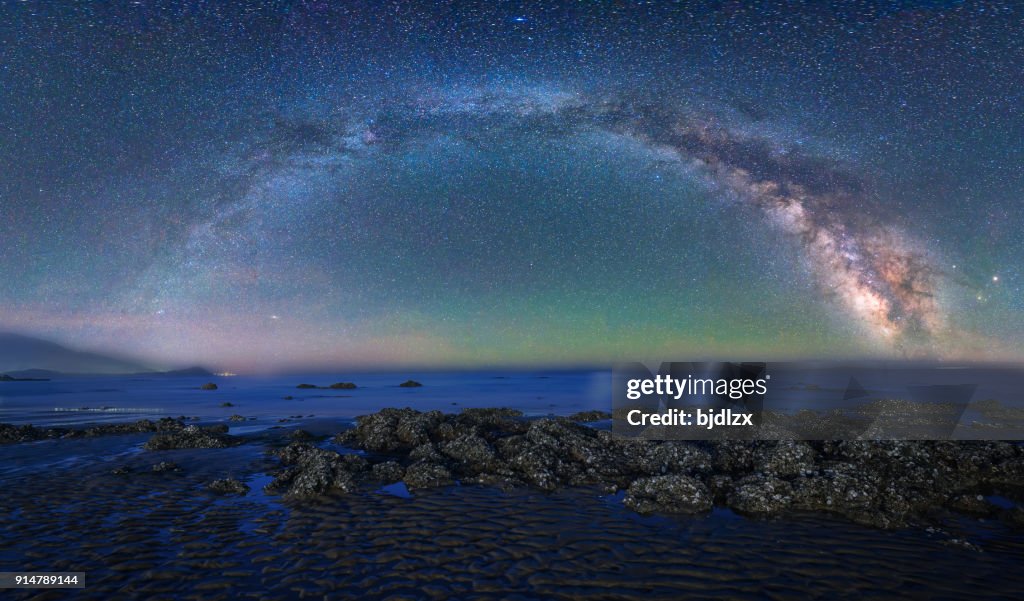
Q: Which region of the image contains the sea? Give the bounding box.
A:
[1,368,1023,599]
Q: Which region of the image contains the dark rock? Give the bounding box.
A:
[457,408,525,429]
[624,474,712,514]
[74,417,184,438]
[220,402,234,407]
[789,465,909,528]
[728,474,793,515]
[616,440,711,477]
[706,474,734,502]
[200,382,218,390]
[758,440,818,477]
[371,461,405,483]
[151,461,181,473]
[329,382,357,389]
[986,457,1024,487]
[947,493,996,516]
[709,440,762,474]
[399,380,423,387]
[336,408,443,452]
[433,421,460,442]
[460,408,521,418]
[111,466,132,476]
[495,418,622,490]
[283,396,294,400]
[789,465,871,512]
[403,461,452,489]
[296,384,318,389]
[228,414,246,422]
[265,442,367,498]
[408,442,445,463]
[266,407,1024,530]
[1,423,59,444]
[143,424,237,451]
[566,410,612,422]
[208,478,249,495]
[442,433,500,472]
[289,429,316,442]
[1,417,191,445]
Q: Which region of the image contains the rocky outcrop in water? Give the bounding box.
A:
[265,441,368,497]
[566,410,612,422]
[0,417,190,444]
[263,407,1024,530]
[403,461,453,489]
[151,461,182,473]
[208,478,249,495]
[0,423,61,443]
[370,460,405,483]
[296,382,358,390]
[143,423,239,450]
[625,475,712,514]
[289,429,316,442]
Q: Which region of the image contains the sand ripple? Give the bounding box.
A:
[1,439,1022,600]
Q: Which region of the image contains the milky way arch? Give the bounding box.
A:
[206,87,946,355]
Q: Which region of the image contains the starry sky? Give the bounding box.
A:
[1,1,1022,372]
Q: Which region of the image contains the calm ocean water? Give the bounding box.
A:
[3,363,1021,428]
[0,370,613,427]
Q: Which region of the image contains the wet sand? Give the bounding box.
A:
[2,429,1023,600]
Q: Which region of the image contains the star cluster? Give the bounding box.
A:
[1,1,1021,370]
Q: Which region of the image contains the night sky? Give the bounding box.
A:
[1,1,1022,371]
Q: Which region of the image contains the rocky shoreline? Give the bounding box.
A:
[0,416,210,444]
[261,408,1024,530]
[3,408,1023,530]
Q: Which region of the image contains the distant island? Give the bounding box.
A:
[0,373,50,382]
[297,382,358,390]
[0,366,216,380]
[0,332,214,379]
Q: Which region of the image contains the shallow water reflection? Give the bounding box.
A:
[1,436,1023,599]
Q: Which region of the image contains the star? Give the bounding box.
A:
[0,1,1021,369]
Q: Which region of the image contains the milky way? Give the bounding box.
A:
[197,88,946,354]
[614,106,947,350]
[1,1,1021,369]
